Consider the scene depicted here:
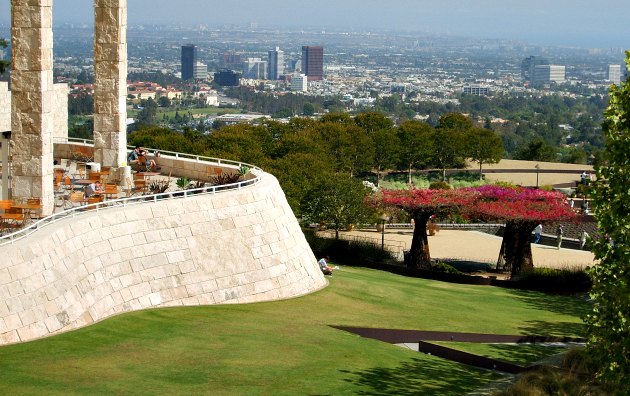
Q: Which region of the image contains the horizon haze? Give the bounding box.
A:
[0,1,629,48]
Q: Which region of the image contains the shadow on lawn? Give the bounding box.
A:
[505,289,591,318]
[518,320,586,338]
[481,343,567,367]
[340,356,496,396]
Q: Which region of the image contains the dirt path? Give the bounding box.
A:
[340,229,595,270]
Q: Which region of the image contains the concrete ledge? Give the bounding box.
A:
[0,172,326,345]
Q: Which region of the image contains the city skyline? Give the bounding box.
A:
[0,0,629,48]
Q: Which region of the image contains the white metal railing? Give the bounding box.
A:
[1,140,264,246]
[53,137,260,171]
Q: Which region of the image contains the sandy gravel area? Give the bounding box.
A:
[339,229,595,270]
[466,159,593,187]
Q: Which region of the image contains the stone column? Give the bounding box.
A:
[10,0,55,215]
[93,0,127,167]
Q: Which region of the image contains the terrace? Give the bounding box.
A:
[1,138,260,243]
[0,139,326,345]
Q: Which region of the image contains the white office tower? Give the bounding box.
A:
[194,62,208,80]
[268,47,285,80]
[533,65,565,83]
[243,58,268,79]
[607,64,621,85]
[291,74,308,92]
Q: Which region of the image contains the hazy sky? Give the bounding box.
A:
[0,0,628,47]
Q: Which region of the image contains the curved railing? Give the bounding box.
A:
[0,140,264,247]
[54,137,260,170]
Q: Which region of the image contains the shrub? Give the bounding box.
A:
[304,230,396,266]
[510,267,591,294]
[429,181,452,190]
[210,173,241,186]
[148,179,170,194]
[175,177,190,190]
[431,261,463,275]
[497,349,614,396]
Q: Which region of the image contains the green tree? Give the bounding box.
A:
[466,128,504,180]
[269,152,333,213]
[430,128,467,181]
[372,129,400,186]
[158,96,171,108]
[513,137,557,162]
[437,112,474,131]
[396,120,433,185]
[0,38,9,74]
[586,52,630,392]
[300,175,373,239]
[302,102,315,116]
[354,111,393,134]
[135,97,158,127]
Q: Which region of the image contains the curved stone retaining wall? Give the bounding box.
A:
[0,173,326,345]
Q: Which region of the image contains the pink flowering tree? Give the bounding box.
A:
[467,185,576,277]
[380,188,475,269]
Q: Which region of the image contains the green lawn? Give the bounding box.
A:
[0,267,588,395]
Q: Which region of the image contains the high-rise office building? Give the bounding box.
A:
[607,64,621,85]
[268,47,285,80]
[532,65,565,83]
[194,62,208,80]
[242,58,267,80]
[290,74,308,92]
[221,51,242,69]
[181,44,197,80]
[301,46,324,81]
[521,56,549,82]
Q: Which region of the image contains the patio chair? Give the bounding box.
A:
[126,177,148,197]
[68,191,88,208]
[2,207,26,229]
[103,184,119,200]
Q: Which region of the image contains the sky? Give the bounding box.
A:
[0,0,629,48]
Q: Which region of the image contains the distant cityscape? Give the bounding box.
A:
[0,23,627,158]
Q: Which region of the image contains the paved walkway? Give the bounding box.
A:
[341,229,595,270]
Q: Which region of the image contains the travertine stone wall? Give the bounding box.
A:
[93,0,127,167]
[0,173,326,345]
[10,0,55,215]
[53,83,69,140]
[0,82,9,132]
[1,83,67,147]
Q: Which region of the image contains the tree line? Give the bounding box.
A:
[129,111,503,216]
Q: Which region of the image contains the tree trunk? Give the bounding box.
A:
[376,166,382,187]
[479,162,483,181]
[408,213,432,269]
[408,165,413,185]
[500,222,536,278]
[442,167,447,182]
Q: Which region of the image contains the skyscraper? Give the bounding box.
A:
[242,58,267,80]
[532,65,565,83]
[608,64,621,85]
[181,44,197,80]
[301,46,324,81]
[521,56,549,82]
[268,47,285,80]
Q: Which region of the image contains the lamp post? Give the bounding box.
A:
[535,164,540,188]
[379,213,389,251]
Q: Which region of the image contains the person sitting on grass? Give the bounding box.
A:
[318,256,338,275]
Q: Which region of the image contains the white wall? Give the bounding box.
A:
[0,173,326,345]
